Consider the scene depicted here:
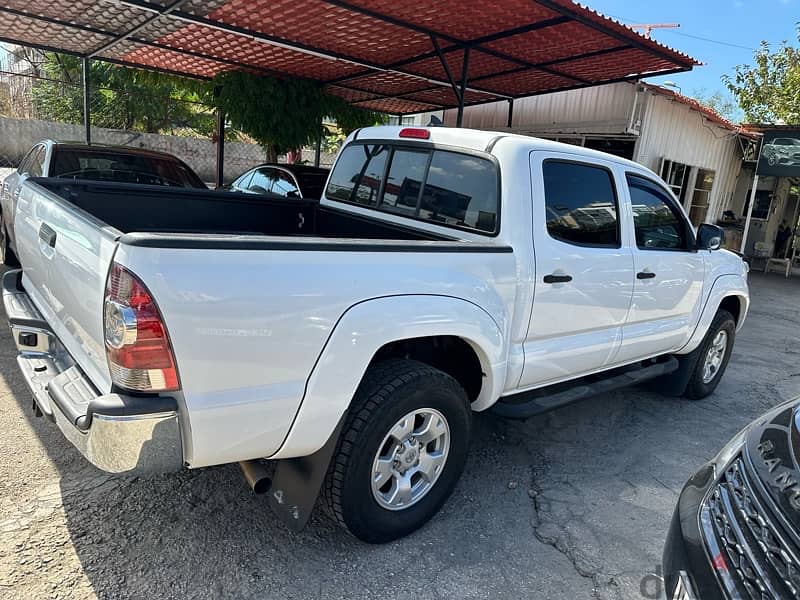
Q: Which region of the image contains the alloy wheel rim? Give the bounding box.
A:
[371,408,450,511]
[702,330,728,384]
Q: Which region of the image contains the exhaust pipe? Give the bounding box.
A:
[239,460,272,495]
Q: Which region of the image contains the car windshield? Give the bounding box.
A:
[293,170,329,199]
[50,149,205,188]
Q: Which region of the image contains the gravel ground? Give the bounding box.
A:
[0,268,797,600]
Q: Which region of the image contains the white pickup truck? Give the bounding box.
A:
[2,126,749,543]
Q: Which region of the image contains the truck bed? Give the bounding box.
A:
[33,178,443,241]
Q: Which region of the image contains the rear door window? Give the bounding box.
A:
[271,170,301,198]
[542,160,619,247]
[326,142,499,234]
[247,167,275,194]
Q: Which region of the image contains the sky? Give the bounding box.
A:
[587,0,798,98]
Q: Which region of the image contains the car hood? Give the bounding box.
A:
[745,399,800,529]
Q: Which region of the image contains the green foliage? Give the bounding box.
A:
[690,88,742,124]
[205,70,385,157]
[30,53,215,136]
[723,31,800,124]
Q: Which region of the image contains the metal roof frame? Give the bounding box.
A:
[0,0,699,117]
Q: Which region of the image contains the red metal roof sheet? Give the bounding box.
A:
[0,0,700,114]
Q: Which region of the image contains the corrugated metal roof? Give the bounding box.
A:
[0,0,699,114]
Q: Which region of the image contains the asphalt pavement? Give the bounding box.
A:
[0,268,797,599]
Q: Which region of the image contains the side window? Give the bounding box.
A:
[627,174,690,251]
[325,144,389,206]
[17,146,38,175]
[248,168,275,194]
[380,148,429,216]
[26,146,46,177]
[542,160,619,247]
[419,151,498,232]
[232,170,254,191]
[272,171,300,198]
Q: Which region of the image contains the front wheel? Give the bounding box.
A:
[322,359,471,543]
[684,309,736,400]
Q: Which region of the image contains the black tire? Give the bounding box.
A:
[322,359,471,543]
[684,309,736,400]
[0,214,19,267]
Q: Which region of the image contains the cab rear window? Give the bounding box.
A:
[325,142,499,234]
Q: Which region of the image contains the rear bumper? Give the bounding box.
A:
[3,269,183,475]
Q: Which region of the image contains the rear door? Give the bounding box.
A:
[519,153,634,388]
[15,181,118,392]
[614,173,705,363]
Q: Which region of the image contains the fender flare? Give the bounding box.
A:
[677,274,749,355]
[270,294,506,459]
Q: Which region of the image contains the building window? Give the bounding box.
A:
[660,159,690,201]
[688,168,716,226]
[743,190,772,221]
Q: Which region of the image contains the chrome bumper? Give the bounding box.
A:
[3,269,183,475]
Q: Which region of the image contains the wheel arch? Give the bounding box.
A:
[678,275,749,355]
[270,294,507,460]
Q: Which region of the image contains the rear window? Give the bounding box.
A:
[325,142,499,234]
[50,149,204,188]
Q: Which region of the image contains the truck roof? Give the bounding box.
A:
[354,126,653,175]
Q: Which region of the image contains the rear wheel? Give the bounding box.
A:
[684,309,736,400]
[322,359,471,543]
[0,213,19,267]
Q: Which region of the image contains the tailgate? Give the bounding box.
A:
[14,181,118,392]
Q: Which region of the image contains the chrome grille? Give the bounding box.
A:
[701,458,800,599]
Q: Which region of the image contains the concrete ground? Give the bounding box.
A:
[0,269,797,600]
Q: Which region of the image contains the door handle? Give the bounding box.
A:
[543,273,572,284]
[39,223,57,248]
[636,271,656,280]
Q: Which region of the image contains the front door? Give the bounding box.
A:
[614,173,705,364]
[518,153,634,389]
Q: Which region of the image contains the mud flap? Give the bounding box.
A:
[267,413,347,532]
[646,346,704,397]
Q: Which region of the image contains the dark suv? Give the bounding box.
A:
[664,397,800,599]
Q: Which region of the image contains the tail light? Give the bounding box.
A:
[104,262,179,392]
[399,127,430,139]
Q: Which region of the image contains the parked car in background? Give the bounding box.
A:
[664,396,800,600]
[227,163,330,199]
[3,126,749,543]
[0,141,205,265]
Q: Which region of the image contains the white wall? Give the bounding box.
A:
[634,91,742,223]
[443,82,637,135]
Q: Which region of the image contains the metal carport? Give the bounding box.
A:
[0,0,699,182]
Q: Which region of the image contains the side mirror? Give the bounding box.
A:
[697,223,724,251]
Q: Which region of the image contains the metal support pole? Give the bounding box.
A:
[740,173,759,254]
[82,56,91,145]
[455,47,471,128]
[314,133,322,168]
[506,98,514,129]
[215,110,225,189]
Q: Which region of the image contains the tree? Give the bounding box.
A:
[30,53,215,136]
[723,31,800,124]
[205,70,384,160]
[690,88,742,123]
